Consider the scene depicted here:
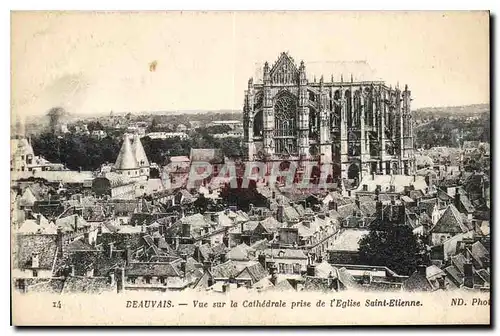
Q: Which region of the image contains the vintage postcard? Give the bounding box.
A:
[11,11,490,326]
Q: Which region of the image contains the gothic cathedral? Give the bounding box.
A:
[243,52,415,184]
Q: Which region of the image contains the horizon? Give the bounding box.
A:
[19,102,490,121]
[12,11,489,119]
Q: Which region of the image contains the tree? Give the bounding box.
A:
[219,178,267,212]
[358,223,424,276]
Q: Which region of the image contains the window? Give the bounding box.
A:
[145,277,151,284]
[293,264,301,274]
[32,270,38,277]
[278,263,285,273]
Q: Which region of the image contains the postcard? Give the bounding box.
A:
[11,10,490,326]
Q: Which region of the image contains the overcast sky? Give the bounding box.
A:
[11,11,489,118]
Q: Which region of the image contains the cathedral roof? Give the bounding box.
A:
[253,58,380,83]
[114,134,139,171]
[131,134,149,167]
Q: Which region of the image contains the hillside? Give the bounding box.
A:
[414,104,489,119]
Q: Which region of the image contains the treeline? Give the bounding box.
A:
[31,133,121,171]
[31,131,244,171]
[414,115,490,149]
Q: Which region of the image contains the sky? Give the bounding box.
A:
[11,11,489,119]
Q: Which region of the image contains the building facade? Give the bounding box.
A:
[243,52,415,183]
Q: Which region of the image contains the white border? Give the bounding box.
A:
[3,1,497,334]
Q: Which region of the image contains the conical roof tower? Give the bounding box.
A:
[131,134,149,167]
[114,134,139,171]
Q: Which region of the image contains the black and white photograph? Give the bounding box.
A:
[10,10,490,326]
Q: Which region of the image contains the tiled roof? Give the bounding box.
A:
[237,262,268,283]
[177,244,196,257]
[336,203,360,219]
[470,241,489,268]
[126,262,180,277]
[359,201,377,217]
[431,204,471,234]
[15,234,58,271]
[259,217,282,233]
[211,260,243,279]
[264,248,308,260]
[55,214,89,233]
[226,243,253,261]
[66,238,97,252]
[61,276,114,294]
[444,265,462,287]
[450,254,467,274]
[303,276,336,292]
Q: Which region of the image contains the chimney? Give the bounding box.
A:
[376,199,383,218]
[463,262,474,289]
[306,264,316,277]
[84,232,90,244]
[240,222,245,234]
[437,276,446,290]
[17,279,27,293]
[73,215,78,232]
[108,242,114,258]
[417,265,426,277]
[180,259,187,278]
[116,268,125,293]
[70,264,75,277]
[258,253,267,270]
[125,246,132,265]
[56,227,64,257]
[269,262,278,285]
[277,204,284,223]
[36,214,41,225]
[454,193,461,209]
[355,195,360,208]
[413,174,417,182]
[371,172,375,180]
[362,271,372,285]
[203,261,212,272]
[182,223,191,238]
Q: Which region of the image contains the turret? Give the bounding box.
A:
[263,62,270,85]
[114,134,140,176]
[131,134,150,177]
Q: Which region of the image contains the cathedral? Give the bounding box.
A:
[243,52,415,184]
